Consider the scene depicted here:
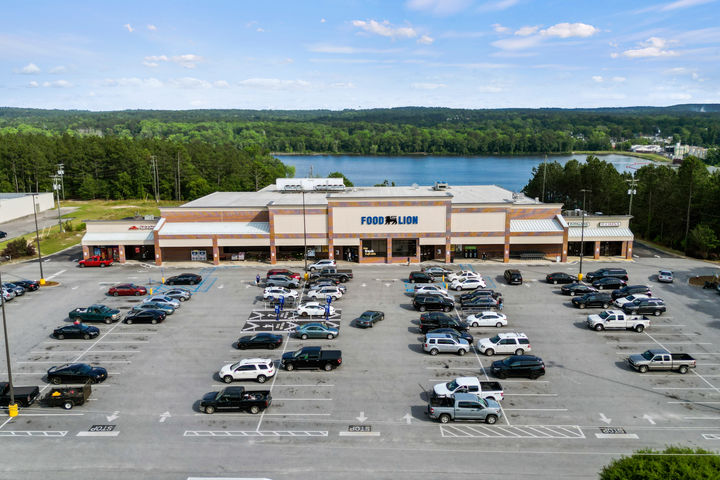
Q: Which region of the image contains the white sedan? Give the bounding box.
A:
[614,294,650,308]
[263,286,299,301]
[297,302,336,317]
[143,295,181,308]
[450,277,487,291]
[448,270,482,282]
[307,286,343,300]
[466,311,508,328]
[414,285,449,297]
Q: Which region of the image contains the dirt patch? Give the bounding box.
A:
[40,281,60,287]
[689,275,720,287]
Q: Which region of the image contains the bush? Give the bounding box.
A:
[600,446,720,480]
[1,238,36,259]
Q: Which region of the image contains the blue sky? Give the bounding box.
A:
[1,0,718,110]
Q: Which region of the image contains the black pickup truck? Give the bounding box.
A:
[282,346,343,371]
[44,383,91,410]
[199,386,271,414]
[310,268,353,283]
[0,381,40,407]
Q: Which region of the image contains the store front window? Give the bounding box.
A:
[362,239,386,258]
[392,239,417,257]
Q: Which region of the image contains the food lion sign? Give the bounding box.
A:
[361,215,418,226]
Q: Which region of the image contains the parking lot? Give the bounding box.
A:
[1,253,719,479]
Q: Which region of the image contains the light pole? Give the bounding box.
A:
[302,189,308,272]
[627,177,638,216]
[31,194,45,285]
[578,189,592,281]
[0,268,18,417]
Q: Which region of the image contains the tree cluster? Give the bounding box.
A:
[523,156,720,258]
[600,446,720,480]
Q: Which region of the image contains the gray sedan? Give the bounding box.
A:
[163,288,192,301]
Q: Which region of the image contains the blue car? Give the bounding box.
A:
[294,322,339,340]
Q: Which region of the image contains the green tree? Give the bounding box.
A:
[327,171,354,187]
[687,223,720,258]
[599,446,720,480]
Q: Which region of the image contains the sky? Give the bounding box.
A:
[1,0,719,110]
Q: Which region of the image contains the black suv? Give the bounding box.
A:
[457,289,503,305]
[571,292,612,309]
[546,272,577,284]
[504,269,523,285]
[560,282,597,296]
[611,285,652,300]
[491,355,545,379]
[165,273,203,285]
[622,298,666,316]
[592,277,626,290]
[419,312,467,333]
[460,296,498,310]
[413,294,454,312]
[585,268,628,282]
[408,272,433,284]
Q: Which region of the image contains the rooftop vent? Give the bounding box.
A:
[433,181,449,191]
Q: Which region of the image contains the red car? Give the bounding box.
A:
[78,256,113,268]
[266,269,301,280]
[107,284,147,296]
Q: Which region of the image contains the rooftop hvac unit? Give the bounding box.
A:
[434,181,448,190]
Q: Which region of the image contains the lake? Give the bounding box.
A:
[275,154,651,192]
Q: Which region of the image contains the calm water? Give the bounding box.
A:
[275,154,649,192]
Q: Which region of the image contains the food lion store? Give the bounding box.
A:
[81,178,634,265]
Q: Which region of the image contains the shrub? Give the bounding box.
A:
[1,238,36,259]
[600,446,720,480]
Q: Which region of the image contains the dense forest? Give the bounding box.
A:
[1,106,719,160]
[523,156,720,258]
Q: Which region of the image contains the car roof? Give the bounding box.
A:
[495,332,527,338]
[237,358,273,365]
[454,393,481,401]
[454,376,480,385]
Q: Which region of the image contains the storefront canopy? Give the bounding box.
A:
[82,231,154,245]
[158,222,270,236]
[568,227,633,240]
[510,219,564,233]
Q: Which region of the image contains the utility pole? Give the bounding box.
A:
[684,175,693,253]
[51,174,64,233]
[176,152,181,201]
[31,194,45,285]
[150,155,159,203]
[0,267,18,417]
[57,163,65,200]
[626,177,638,216]
[541,155,547,203]
[578,188,592,281]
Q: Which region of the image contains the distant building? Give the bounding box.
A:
[673,143,707,160]
[0,192,55,223]
[630,144,664,154]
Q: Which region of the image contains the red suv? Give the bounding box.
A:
[78,256,114,268]
[266,269,301,280]
[107,284,147,296]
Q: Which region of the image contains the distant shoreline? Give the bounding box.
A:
[272,151,670,163]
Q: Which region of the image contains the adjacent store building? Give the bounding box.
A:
[81,179,634,265]
[0,192,54,223]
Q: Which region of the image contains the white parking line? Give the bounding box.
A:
[504,394,559,397]
[31,351,140,354]
[608,342,713,345]
[503,408,568,412]
[255,335,291,432]
[46,269,67,280]
[271,398,333,401]
[669,401,720,404]
[653,387,720,391]
[684,417,720,420]
[193,413,331,417]
[425,367,478,370]
[17,360,131,364]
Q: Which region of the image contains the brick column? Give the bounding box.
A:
[212,235,219,266]
[358,240,364,263]
[415,241,421,263]
[445,201,452,263]
[625,241,633,260]
[154,236,162,265]
[594,241,601,260]
[386,238,392,264]
[561,225,569,263]
[327,204,334,260]
[118,245,126,263]
[621,241,627,257]
[503,209,511,263]
[82,245,90,259]
[270,245,276,264]
[268,209,276,265]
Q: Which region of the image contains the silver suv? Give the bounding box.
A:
[477,332,531,356]
[423,333,470,356]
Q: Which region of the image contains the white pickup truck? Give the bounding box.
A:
[432,376,504,402]
[586,310,651,332]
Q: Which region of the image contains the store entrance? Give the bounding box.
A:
[342,246,359,263]
[420,245,434,261]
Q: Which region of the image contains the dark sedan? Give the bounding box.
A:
[47,363,107,384]
[52,324,100,340]
[356,310,384,328]
[560,282,598,296]
[124,310,166,324]
[422,266,454,278]
[546,272,577,284]
[428,328,474,345]
[571,293,612,309]
[0,231,6,239]
[491,355,545,379]
[165,273,203,285]
[12,280,39,291]
[108,283,147,296]
[236,333,283,350]
[409,272,433,284]
[592,277,627,290]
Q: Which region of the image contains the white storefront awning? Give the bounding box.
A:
[158,222,270,236]
[568,227,634,240]
[510,219,564,233]
[82,231,154,246]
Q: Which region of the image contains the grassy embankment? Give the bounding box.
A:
[0,199,182,260]
[572,150,670,163]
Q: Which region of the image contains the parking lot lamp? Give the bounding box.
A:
[31,194,45,285]
[302,189,308,272]
[578,189,591,282]
[0,268,17,417]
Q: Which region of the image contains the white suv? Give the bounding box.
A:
[307,286,343,300]
[263,286,299,301]
[448,271,481,282]
[297,302,336,317]
[450,277,487,291]
[308,259,336,271]
[218,358,276,383]
[477,332,531,356]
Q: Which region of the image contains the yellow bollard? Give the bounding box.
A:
[148,287,153,295]
[577,273,583,282]
[39,278,46,286]
[8,404,18,417]
[161,277,165,284]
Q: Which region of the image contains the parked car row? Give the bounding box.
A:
[2,279,40,302]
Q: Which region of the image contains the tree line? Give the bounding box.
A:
[523,156,720,258]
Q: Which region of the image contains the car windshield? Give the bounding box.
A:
[230,362,243,369]
[489,335,501,343]
[626,295,636,301]
[641,350,654,360]
[446,380,459,390]
[76,364,92,374]
[599,311,610,319]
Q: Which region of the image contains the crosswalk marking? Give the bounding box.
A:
[440,424,584,439]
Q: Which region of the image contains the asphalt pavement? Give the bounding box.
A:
[0,207,78,242]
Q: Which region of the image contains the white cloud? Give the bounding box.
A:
[492,23,510,33]
[320,18,326,23]
[213,80,230,88]
[147,24,157,31]
[142,54,204,68]
[411,82,446,89]
[169,77,212,89]
[308,44,403,54]
[540,23,599,38]
[610,52,619,58]
[49,65,66,74]
[42,80,73,88]
[256,27,265,32]
[666,67,688,74]
[103,77,163,88]
[330,82,355,88]
[491,36,543,50]
[123,23,133,33]
[592,75,604,82]
[477,0,520,12]
[612,76,626,82]
[515,26,539,36]
[351,19,418,39]
[622,37,677,58]
[417,34,434,44]
[661,0,715,11]
[19,62,40,74]
[28,81,39,88]
[477,84,504,93]
[239,78,312,90]
[406,0,472,15]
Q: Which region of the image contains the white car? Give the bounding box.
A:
[614,294,650,308]
[218,358,276,384]
[143,295,181,309]
[450,277,487,291]
[263,286,299,301]
[414,285,449,297]
[466,311,507,328]
[658,270,674,283]
[448,270,482,282]
[297,302,336,317]
[477,332,531,356]
[307,286,343,300]
[308,259,336,271]
[1,288,14,301]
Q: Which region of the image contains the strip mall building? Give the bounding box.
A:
[81,178,634,265]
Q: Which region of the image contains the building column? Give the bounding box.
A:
[625,241,633,260]
[620,241,627,257]
[82,245,90,259]
[445,239,451,263]
[503,209,511,263]
[561,224,569,263]
[358,240,364,263]
[270,245,276,265]
[118,245,126,263]
[594,241,601,260]
[415,241,421,263]
[212,236,219,266]
[386,238,392,264]
[328,238,335,260]
[154,236,162,266]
